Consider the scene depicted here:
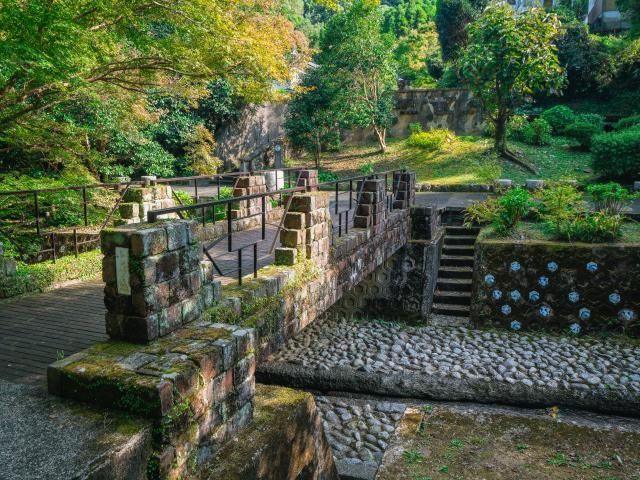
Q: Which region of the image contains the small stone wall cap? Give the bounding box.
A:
[525,179,544,190]
[141,175,157,186]
[496,179,512,187]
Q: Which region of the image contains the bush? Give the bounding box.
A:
[318,169,339,183]
[534,183,585,230]
[614,114,640,131]
[407,129,455,151]
[464,187,531,234]
[408,122,423,135]
[540,105,576,135]
[564,120,603,149]
[592,127,640,177]
[359,162,375,175]
[494,187,531,234]
[553,211,624,243]
[586,182,636,215]
[510,117,552,145]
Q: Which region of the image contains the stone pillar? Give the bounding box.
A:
[275,192,331,267]
[392,171,416,210]
[117,184,177,224]
[296,169,318,191]
[101,219,220,343]
[0,243,16,279]
[353,178,387,229]
[411,205,440,241]
[231,175,272,219]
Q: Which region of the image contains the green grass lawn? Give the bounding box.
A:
[293,135,595,185]
[478,221,640,244]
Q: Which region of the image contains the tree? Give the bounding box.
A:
[0,0,309,173]
[617,0,640,33]
[284,68,340,168]
[459,5,565,165]
[318,0,397,152]
[435,0,487,61]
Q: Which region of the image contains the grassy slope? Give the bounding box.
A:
[295,135,594,185]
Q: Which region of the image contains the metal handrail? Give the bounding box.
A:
[146,169,405,284]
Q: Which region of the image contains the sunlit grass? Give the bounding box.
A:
[291,134,596,185]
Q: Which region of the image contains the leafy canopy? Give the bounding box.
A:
[459,4,564,152]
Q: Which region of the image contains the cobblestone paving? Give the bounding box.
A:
[314,395,405,478]
[269,318,640,405]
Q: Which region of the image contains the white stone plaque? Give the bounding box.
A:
[115,247,131,295]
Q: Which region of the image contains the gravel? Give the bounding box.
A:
[266,317,640,411]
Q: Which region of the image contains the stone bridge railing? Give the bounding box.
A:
[46,172,427,479]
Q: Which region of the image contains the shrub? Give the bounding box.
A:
[464,197,501,226]
[575,113,604,130]
[494,187,531,234]
[614,114,640,131]
[534,183,585,230]
[592,127,640,177]
[318,169,339,183]
[407,129,455,152]
[586,182,636,215]
[540,105,576,135]
[553,211,624,243]
[408,122,423,135]
[509,116,552,145]
[563,120,603,149]
[359,162,375,175]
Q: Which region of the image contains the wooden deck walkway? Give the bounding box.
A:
[0,280,107,384]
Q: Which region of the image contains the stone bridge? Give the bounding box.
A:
[45,172,439,479]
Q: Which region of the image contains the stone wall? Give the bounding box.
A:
[471,238,640,336]
[343,89,485,145]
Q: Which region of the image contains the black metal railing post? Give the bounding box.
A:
[73,228,79,257]
[261,196,266,240]
[238,248,243,285]
[253,243,258,279]
[227,203,233,252]
[82,187,89,226]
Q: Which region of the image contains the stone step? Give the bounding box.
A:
[437,266,473,279]
[444,226,480,236]
[434,290,471,306]
[437,278,473,292]
[443,235,477,246]
[440,255,474,268]
[431,303,470,317]
[427,314,471,327]
[442,245,475,256]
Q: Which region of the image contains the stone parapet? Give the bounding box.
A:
[392,171,416,210]
[275,192,331,267]
[48,322,255,479]
[296,169,319,191]
[118,185,177,225]
[101,220,220,343]
[354,179,387,230]
[230,175,272,220]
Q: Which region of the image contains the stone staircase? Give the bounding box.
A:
[430,225,480,325]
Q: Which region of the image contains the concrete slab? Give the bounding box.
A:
[0,379,151,480]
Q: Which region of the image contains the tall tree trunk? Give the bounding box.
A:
[374,126,387,153]
[494,115,507,156]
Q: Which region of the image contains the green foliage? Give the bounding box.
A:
[383,0,436,37]
[392,23,442,86]
[586,182,636,215]
[524,118,553,146]
[359,162,375,175]
[0,250,102,299]
[318,169,339,182]
[464,188,531,234]
[285,68,341,167]
[614,115,640,131]
[407,129,454,151]
[592,127,640,178]
[435,0,487,61]
[459,5,564,153]
[0,0,305,176]
[409,122,423,134]
[534,183,585,230]
[540,106,576,135]
[316,0,398,152]
[563,119,603,149]
[551,211,624,243]
[494,187,531,235]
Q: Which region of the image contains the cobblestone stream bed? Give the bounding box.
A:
[258,318,640,415]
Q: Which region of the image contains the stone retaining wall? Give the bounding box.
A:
[472,238,640,336]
